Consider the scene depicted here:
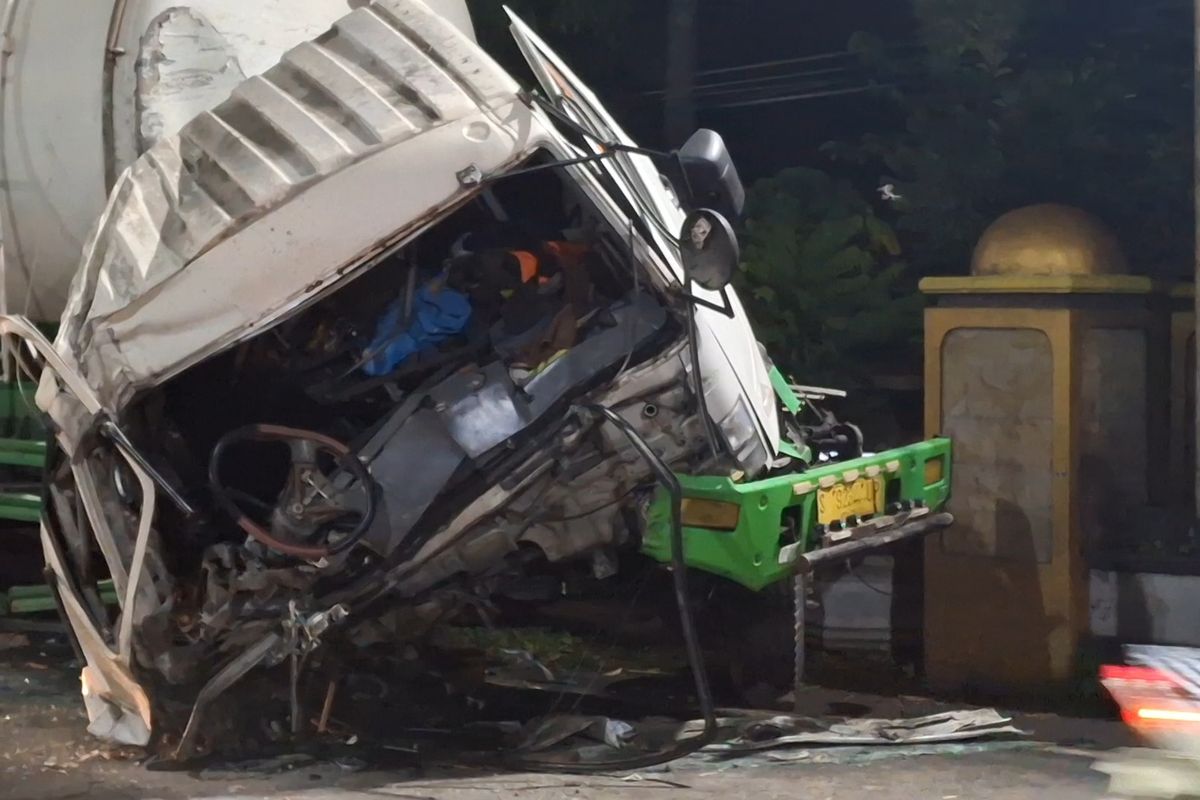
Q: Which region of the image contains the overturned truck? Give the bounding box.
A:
[4,1,952,758]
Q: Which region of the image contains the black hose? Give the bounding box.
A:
[504,403,718,773]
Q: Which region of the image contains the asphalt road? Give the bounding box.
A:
[0,631,1124,800]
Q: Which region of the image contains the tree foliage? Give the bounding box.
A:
[827,0,1193,277]
[737,167,922,391]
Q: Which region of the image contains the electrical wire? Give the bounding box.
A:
[701,83,893,111]
[693,80,872,105]
[687,76,879,102]
[634,61,924,107]
[847,559,893,597]
[629,43,925,110]
[642,65,859,97]
[695,42,921,78]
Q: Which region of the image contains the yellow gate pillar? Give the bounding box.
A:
[922,205,1159,693]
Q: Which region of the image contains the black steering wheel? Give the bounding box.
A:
[208,425,377,560]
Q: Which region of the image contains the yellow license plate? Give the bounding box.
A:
[817,477,883,525]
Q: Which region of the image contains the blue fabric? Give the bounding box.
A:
[362,281,472,376]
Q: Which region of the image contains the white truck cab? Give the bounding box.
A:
[1,1,952,753]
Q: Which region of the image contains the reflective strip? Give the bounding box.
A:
[865,465,882,478]
[818,475,838,489]
[843,469,860,483]
[885,460,901,473]
[792,481,816,496]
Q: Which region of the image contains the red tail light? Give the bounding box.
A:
[1100,665,1178,685]
[1101,663,1197,728]
[1132,707,1200,724]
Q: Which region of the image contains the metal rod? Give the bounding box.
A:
[792,571,806,712]
[795,513,954,575]
[290,652,303,736]
[401,256,418,326]
[317,680,337,734]
[102,0,132,192]
[99,419,197,516]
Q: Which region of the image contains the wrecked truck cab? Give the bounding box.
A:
[14,0,950,754]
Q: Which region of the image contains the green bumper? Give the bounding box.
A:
[641,438,952,591]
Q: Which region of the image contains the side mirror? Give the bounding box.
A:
[680,209,739,291]
[675,129,746,221]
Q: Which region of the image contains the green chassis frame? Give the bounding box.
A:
[642,438,952,591]
[642,372,952,591]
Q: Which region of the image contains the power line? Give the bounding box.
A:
[636,66,917,105]
[635,50,924,103]
[696,42,920,79]
[699,83,893,111]
[692,78,874,102]
[642,65,855,96]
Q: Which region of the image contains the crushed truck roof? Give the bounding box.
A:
[56,0,530,413]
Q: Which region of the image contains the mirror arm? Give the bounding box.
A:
[469,93,673,188]
[523,89,603,144]
[676,283,735,319]
[469,149,623,186]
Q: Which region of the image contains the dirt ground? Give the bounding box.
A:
[0,629,1134,800]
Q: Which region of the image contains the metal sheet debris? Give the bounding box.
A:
[498,708,1025,766]
[518,715,636,753]
[693,709,1026,753]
